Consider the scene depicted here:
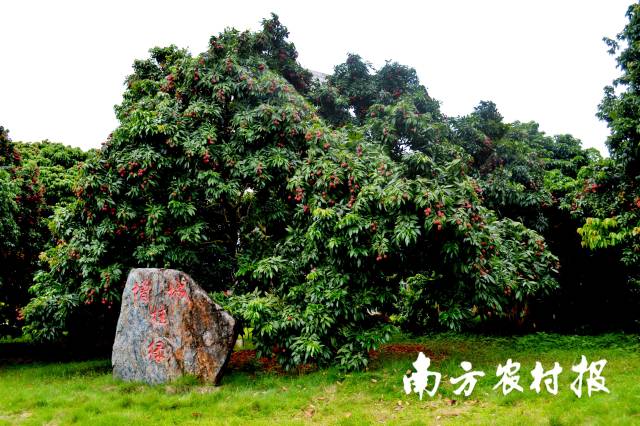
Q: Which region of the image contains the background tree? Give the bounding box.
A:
[0,126,21,336]
[576,1,640,316]
[0,129,89,337]
[309,56,447,159]
[451,97,639,332]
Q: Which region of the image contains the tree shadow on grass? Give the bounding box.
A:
[0,358,111,377]
[0,340,112,365]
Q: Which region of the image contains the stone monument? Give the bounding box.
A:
[112,268,237,384]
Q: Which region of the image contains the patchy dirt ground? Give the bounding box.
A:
[229,349,274,371]
[228,343,443,373]
[369,343,440,360]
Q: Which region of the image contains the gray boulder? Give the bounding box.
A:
[112,268,238,384]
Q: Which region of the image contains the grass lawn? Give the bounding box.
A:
[1,333,639,425]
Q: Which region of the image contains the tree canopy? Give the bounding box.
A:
[6,6,640,367]
[16,14,562,369]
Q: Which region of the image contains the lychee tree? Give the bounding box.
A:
[226,127,558,369]
[24,18,559,368]
[24,17,319,341]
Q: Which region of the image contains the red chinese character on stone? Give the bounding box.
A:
[139,279,152,303]
[149,306,167,325]
[168,277,188,301]
[133,279,152,304]
[147,338,165,363]
[132,281,141,300]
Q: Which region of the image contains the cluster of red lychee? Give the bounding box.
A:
[202,151,211,164]
[288,187,304,203]
[100,204,116,216]
[377,162,393,177]
[346,175,360,208]
[267,80,278,94]
[478,241,496,258]
[160,74,176,93]
[210,39,224,50]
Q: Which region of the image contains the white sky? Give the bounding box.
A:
[0,1,632,154]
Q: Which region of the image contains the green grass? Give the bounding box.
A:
[1,333,639,425]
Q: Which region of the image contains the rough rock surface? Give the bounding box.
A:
[112,268,237,384]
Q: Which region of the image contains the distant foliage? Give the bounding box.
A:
[575,2,640,295]
[0,127,88,337]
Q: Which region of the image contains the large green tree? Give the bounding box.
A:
[24,16,558,368]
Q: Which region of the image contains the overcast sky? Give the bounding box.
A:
[0,1,632,154]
